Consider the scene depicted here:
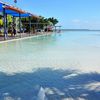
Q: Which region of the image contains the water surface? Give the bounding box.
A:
[0,31,100,100]
[0,31,100,73]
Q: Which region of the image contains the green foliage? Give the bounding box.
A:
[21,17,39,32]
[38,16,59,29]
[7,15,13,29]
[7,15,13,23]
[0,19,3,26]
[48,17,59,25]
[0,16,3,27]
[0,12,59,34]
[0,15,13,28]
[39,16,58,25]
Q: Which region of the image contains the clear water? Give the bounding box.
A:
[0,31,100,100]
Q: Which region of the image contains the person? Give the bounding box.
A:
[13,28,16,36]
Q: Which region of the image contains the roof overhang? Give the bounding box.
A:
[0,1,40,19]
[5,6,25,14]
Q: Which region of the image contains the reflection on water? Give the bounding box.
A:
[38,87,46,100]
[0,68,100,100]
[0,31,100,99]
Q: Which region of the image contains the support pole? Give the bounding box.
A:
[3,7,7,40]
[29,16,31,36]
[19,13,21,37]
[55,26,56,32]
[12,16,14,37]
[36,19,39,34]
[6,14,7,30]
[59,26,61,32]
[12,16,15,26]
[12,16,16,36]
[5,13,8,38]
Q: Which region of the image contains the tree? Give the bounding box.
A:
[0,15,12,28]
[7,15,13,28]
[21,16,59,32]
[0,19,3,27]
[0,16,3,27]
[48,17,59,25]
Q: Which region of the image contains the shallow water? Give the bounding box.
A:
[0,31,100,100]
[0,31,100,74]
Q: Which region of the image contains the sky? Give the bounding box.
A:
[1,0,100,29]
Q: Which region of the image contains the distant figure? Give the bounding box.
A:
[13,28,16,36]
[12,24,16,36]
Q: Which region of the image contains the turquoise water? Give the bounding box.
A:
[0,31,100,74]
[0,31,100,100]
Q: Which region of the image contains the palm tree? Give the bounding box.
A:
[48,17,59,25]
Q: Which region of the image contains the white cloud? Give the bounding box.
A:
[69,19,100,29]
[72,19,81,24]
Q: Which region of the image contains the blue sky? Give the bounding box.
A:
[2,0,100,29]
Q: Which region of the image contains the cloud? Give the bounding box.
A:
[69,19,100,29]
[71,19,81,24]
